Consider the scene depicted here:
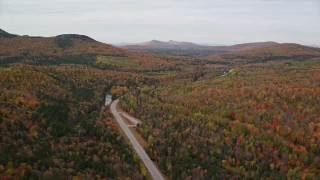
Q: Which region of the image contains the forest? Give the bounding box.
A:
[0,64,149,179]
[120,59,320,179]
[1,30,320,179]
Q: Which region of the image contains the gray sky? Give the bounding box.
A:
[0,0,319,45]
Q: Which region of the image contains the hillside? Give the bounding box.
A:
[120,40,223,57]
[0,29,18,38]
[207,43,320,64]
[0,29,179,71]
[0,63,152,179]
[215,41,279,51]
[1,29,320,179]
[120,40,279,57]
[0,30,190,179]
[121,59,320,179]
[0,31,124,57]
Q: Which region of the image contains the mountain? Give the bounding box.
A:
[120,40,203,50]
[0,29,18,38]
[208,43,320,63]
[120,40,279,51]
[240,43,320,55]
[2,29,320,179]
[0,29,178,70]
[119,40,224,57]
[0,29,126,57]
[119,40,280,56]
[214,41,279,51]
[0,30,154,179]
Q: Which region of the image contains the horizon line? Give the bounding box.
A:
[2,28,319,47]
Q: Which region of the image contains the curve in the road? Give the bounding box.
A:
[120,112,142,125]
[110,99,165,180]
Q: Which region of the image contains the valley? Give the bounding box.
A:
[1,29,320,179]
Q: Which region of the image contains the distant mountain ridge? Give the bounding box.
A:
[2,29,319,64]
[122,40,201,49]
[119,40,279,52]
[208,43,320,63]
[215,41,279,51]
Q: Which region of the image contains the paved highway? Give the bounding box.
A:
[221,69,234,77]
[110,99,165,180]
[120,112,142,125]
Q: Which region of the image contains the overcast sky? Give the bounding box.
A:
[0,0,319,45]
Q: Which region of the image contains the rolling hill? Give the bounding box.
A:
[207,43,320,63]
[120,40,278,51]
[0,29,19,38]
[0,30,156,179]
[0,29,180,70]
[0,29,126,57]
[2,29,320,179]
[214,41,279,51]
[120,40,206,50]
[119,40,280,57]
[119,40,222,56]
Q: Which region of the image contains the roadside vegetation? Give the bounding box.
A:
[0,64,147,179]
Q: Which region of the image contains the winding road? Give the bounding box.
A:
[221,68,234,76]
[110,99,165,180]
[120,112,142,125]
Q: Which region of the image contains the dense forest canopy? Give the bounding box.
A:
[120,59,320,179]
[1,30,320,179]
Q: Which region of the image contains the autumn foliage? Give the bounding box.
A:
[121,60,320,179]
[1,30,320,179]
[0,64,146,179]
